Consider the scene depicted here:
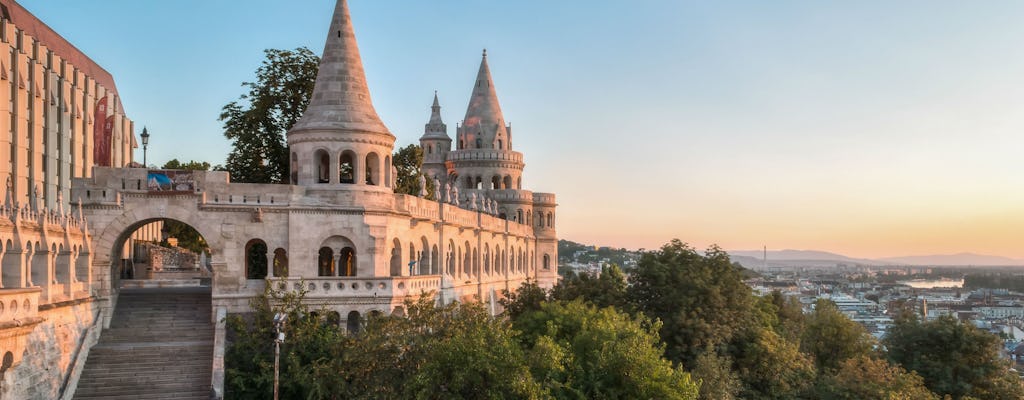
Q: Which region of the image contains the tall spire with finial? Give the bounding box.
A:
[461,49,509,149]
[423,91,447,137]
[288,0,391,138]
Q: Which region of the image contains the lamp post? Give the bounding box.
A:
[140,127,150,168]
[272,313,287,400]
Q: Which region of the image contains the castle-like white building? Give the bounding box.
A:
[0,1,557,397]
[76,0,558,325]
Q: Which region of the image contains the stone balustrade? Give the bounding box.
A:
[0,288,42,326]
[447,149,524,163]
[269,275,441,299]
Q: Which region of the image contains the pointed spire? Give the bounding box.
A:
[289,0,391,137]
[429,91,443,125]
[462,49,508,141]
[422,91,448,139]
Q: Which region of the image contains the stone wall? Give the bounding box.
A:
[146,244,199,272]
[0,298,101,400]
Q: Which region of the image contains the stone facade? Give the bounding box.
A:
[73,0,558,329]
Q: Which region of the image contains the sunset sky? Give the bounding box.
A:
[23,1,1024,259]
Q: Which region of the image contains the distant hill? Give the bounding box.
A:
[877,253,1024,266]
[728,249,881,269]
[728,249,1024,268]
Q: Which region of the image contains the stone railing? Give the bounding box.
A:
[533,192,557,206]
[0,288,41,325]
[269,275,441,298]
[447,150,524,163]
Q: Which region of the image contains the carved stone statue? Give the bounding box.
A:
[252,207,264,223]
[418,175,427,198]
[451,186,459,206]
[433,178,441,201]
[443,182,451,203]
[469,192,478,211]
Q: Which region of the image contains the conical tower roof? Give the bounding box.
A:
[289,0,391,137]
[462,50,507,138]
[422,91,449,139]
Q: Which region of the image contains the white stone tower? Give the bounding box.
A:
[451,50,525,192]
[287,0,396,190]
[419,92,452,184]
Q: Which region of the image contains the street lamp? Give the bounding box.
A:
[140,127,150,168]
[272,313,287,400]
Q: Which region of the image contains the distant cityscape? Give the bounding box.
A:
[561,239,1024,370]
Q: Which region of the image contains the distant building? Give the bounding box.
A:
[0,0,136,210]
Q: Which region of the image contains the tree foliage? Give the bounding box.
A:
[550,264,628,310]
[392,144,436,199]
[626,240,756,366]
[221,48,319,184]
[884,314,1024,399]
[514,300,699,400]
[801,299,876,373]
[161,159,212,171]
[815,356,938,400]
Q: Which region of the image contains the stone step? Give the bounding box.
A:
[73,287,214,400]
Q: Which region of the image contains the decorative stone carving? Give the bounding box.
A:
[418,175,427,198]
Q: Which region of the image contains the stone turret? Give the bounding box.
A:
[420,92,452,184]
[287,0,396,189]
[451,50,525,192]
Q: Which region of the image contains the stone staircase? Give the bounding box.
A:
[73,287,214,400]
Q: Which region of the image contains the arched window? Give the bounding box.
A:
[547,212,553,227]
[491,176,501,190]
[339,247,356,277]
[408,243,416,276]
[273,248,288,277]
[497,139,503,149]
[347,311,361,334]
[365,152,380,185]
[390,239,402,277]
[339,151,355,184]
[517,209,523,223]
[384,155,392,188]
[318,247,335,276]
[503,175,512,189]
[290,153,298,185]
[245,239,268,279]
[459,139,464,149]
[427,144,433,154]
[316,150,330,183]
[543,254,551,270]
[475,138,482,148]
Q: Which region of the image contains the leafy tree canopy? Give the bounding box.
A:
[550,263,628,311]
[801,299,876,373]
[221,48,319,184]
[626,239,757,366]
[514,300,699,400]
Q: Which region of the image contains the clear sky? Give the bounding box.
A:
[21,1,1024,259]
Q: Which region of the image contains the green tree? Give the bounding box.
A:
[626,240,756,366]
[514,300,699,400]
[691,351,741,400]
[815,356,938,400]
[340,295,545,399]
[550,263,628,310]
[765,290,805,343]
[225,283,346,399]
[801,299,875,373]
[220,48,319,184]
[884,314,1024,399]
[500,279,548,321]
[732,328,816,400]
[161,159,211,171]
[392,144,436,199]
[160,220,207,255]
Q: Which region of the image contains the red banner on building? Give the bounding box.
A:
[93,96,111,167]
